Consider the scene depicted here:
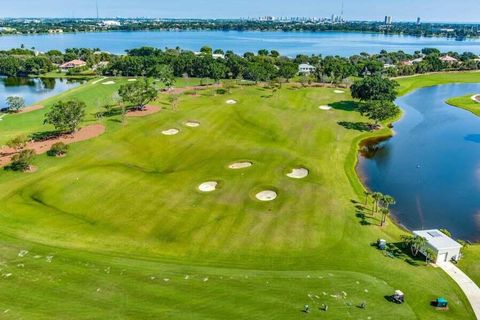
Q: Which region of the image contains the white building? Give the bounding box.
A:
[413,229,463,264]
[102,20,121,27]
[298,63,316,74]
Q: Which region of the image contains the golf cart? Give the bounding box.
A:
[392,290,405,304]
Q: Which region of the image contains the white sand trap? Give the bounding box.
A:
[256,190,277,201]
[185,121,200,127]
[226,99,237,105]
[471,94,480,103]
[128,79,137,82]
[334,90,345,94]
[286,168,309,179]
[102,81,115,85]
[319,105,332,110]
[162,129,179,136]
[198,181,217,192]
[228,161,252,169]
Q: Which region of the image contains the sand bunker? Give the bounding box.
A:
[228,161,252,169]
[256,190,277,201]
[126,105,161,117]
[319,105,332,110]
[226,99,237,105]
[184,121,200,127]
[128,79,137,82]
[162,128,179,136]
[286,168,309,179]
[334,90,345,94]
[471,94,480,103]
[198,181,218,192]
[102,81,115,85]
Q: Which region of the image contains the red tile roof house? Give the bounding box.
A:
[59,59,87,71]
[439,55,459,63]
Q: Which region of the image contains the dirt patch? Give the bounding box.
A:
[0,124,105,167]
[164,83,222,95]
[126,105,161,117]
[19,105,44,114]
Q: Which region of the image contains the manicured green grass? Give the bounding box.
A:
[0,80,475,319]
[446,94,480,116]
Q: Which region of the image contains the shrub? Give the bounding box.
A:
[9,149,35,171]
[47,142,69,157]
[6,134,28,150]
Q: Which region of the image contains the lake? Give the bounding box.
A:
[0,77,82,109]
[358,84,480,241]
[2,30,480,56]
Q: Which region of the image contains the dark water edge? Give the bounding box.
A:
[0,77,84,108]
[358,83,480,242]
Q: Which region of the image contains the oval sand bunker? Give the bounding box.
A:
[162,129,179,136]
[319,105,332,110]
[226,99,237,105]
[185,121,200,127]
[256,190,277,201]
[198,181,218,192]
[286,168,309,179]
[228,162,252,169]
[334,90,345,94]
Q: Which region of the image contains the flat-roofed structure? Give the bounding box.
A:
[413,229,463,264]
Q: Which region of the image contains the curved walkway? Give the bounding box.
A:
[439,262,480,319]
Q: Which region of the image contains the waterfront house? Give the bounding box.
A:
[298,63,316,74]
[439,55,458,63]
[59,60,87,71]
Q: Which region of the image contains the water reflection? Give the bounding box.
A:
[359,83,480,241]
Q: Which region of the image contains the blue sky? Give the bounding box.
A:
[3,0,480,22]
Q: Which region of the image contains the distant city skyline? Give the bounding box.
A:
[2,0,480,23]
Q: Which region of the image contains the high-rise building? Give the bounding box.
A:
[416,17,421,25]
[384,16,393,25]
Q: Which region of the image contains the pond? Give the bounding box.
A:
[0,77,83,109]
[358,83,480,241]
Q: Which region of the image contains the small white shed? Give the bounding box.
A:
[413,229,463,264]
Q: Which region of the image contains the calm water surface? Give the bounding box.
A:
[2,30,480,56]
[359,84,480,241]
[0,77,82,109]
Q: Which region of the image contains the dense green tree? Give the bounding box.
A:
[118,79,157,110]
[151,64,176,89]
[44,100,86,133]
[351,76,398,102]
[358,100,400,127]
[6,96,25,112]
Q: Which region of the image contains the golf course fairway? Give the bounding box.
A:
[0,77,477,319]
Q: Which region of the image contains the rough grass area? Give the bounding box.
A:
[0,78,475,319]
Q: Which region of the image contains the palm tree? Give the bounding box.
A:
[364,191,371,206]
[382,195,396,209]
[424,248,437,265]
[371,192,384,214]
[401,235,427,257]
[380,207,390,226]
